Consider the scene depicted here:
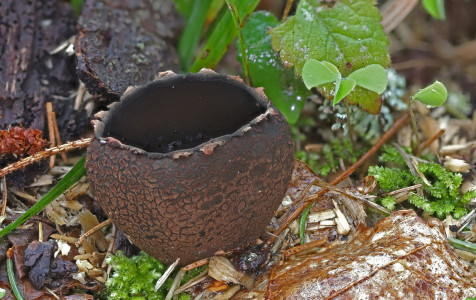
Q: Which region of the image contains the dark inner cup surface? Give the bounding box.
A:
[102,75,267,153]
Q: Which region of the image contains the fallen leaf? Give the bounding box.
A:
[234,210,476,299]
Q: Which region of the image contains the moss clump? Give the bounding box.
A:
[106,251,168,300]
[105,251,207,300]
[368,145,475,219]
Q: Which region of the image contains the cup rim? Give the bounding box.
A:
[90,69,281,159]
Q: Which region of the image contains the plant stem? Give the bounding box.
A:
[408,100,420,154]
[7,248,24,300]
[299,204,312,244]
[448,237,476,254]
[225,0,251,86]
[282,0,294,21]
[345,101,354,144]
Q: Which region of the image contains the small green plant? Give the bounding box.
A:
[106,251,169,300]
[302,60,388,105]
[368,145,475,219]
[106,251,205,300]
[409,81,448,151]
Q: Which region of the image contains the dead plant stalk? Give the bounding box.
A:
[0,138,91,178]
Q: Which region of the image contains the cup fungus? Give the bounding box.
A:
[85,69,294,265]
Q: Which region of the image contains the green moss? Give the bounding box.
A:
[105,251,207,300]
[368,146,474,219]
[368,166,413,192]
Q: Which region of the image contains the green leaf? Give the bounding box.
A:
[413,81,448,107]
[178,0,212,71]
[190,0,259,72]
[348,64,387,94]
[173,0,196,19]
[238,11,310,124]
[333,78,356,105]
[0,155,86,239]
[422,0,446,20]
[302,59,340,89]
[271,0,390,113]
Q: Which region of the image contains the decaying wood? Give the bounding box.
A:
[0,0,88,140]
[76,0,182,98]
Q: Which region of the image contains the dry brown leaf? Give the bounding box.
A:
[233,210,476,299]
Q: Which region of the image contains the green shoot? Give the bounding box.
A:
[422,0,446,20]
[189,0,259,72]
[302,59,388,105]
[7,249,24,300]
[448,237,476,255]
[409,81,448,152]
[299,204,312,244]
[0,155,86,239]
[224,0,250,85]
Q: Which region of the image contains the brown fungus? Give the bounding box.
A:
[85,69,294,265]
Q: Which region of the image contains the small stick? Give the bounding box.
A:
[0,138,91,178]
[282,238,327,259]
[182,258,209,271]
[1,177,7,216]
[265,111,410,247]
[38,222,44,243]
[419,128,445,153]
[102,225,117,268]
[282,0,294,21]
[386,184,424,196]
[52,112,68,162]
[74,82,86,110]
[46,102,56,169]
[75,219,112,247]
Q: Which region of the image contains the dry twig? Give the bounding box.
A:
[183,258,210,271]
[1,177,6,216]
[46,102,56,169]
[76,219,112,247]
[0,138,91,178]
[52,112,68,162]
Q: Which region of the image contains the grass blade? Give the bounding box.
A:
[189,0,259,72]
[7,248,24,300]
[0,155,86,239]
[178,0,212,71]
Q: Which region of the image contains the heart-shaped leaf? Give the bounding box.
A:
[348,64,388,94]
[413,81,448,107]
[334,78,356,105]
[302,59,341,89]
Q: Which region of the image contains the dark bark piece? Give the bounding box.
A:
[76,0,181,99]
[23,240,55,289]
[113,229,141,257]
[0,0,87,139]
